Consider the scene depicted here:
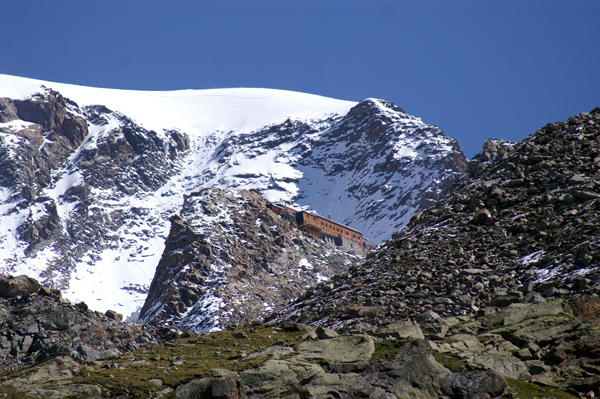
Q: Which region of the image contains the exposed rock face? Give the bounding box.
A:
[0,275,177,371]
[1,89,190,313]
[209,98,468,242]
[138,188,361,333]
[0,275,41,297]
[0,91,88,203]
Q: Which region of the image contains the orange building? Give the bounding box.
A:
[267,202,364,256]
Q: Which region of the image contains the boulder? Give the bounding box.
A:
[298,334,375,372]
[176,369,239,399]
[315,326,338,339]
[356,339,451,399]
[239,360,299,398]
[105,309,123,322]
[442,370,508,399]
[482,300,568,327]
[0,275,41,298]
[376,320,425,340]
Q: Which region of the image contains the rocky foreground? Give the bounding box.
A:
[0,295,597,398]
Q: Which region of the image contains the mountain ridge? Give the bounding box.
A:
[0,75,466,319]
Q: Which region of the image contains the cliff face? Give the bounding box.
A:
[138,188,361,333]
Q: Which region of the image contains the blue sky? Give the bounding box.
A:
[1,1,599,158]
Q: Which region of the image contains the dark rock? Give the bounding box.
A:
[0,275,41,298]
[0,97,18,122]
[232,332,249,339]
[472,208,492,225]
[442,370,508,399]
[105,310,123,322]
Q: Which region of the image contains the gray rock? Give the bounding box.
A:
[239,360,299,398]
[442,370,508,399]
[176,368,239,399]
[482,300,568,327]
[315,326,339,339]
[105,309,123,322]
[423,319,450,339]
[357,339,451,399]
[376,320,425,340]
[415,310,441,322]
[298,334,375,372]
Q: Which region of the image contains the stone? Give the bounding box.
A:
[472,208,492,225]
[422,319,450,339]
[0,275,41,298]
[232,332,249,339]
[442,370,508,399]
[516,348,532,360]
[357,339,451,399]
[415,310,441,322]
[105,310,123,322]
[239,360,299,397]
[297,334,375,372]
[482,300,568,327]
[375,320,425,340]
[315,326,338,339]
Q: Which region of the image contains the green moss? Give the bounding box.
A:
[0,386,39,399]
[506,377,579,399]
[371,339,402,362]
[431,351,467,372]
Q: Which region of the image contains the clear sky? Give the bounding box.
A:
[1,0,599,158]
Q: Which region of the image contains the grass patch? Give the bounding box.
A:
[431,351,468,372]
[0,386,38,399]
[506,377,579,399]
[0,326,304,399]
[371,339,402,362]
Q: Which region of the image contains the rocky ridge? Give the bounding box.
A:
[138,188,361,333]
[1,88,190,313]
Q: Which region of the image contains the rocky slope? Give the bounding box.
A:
[273,107,600,330]
[0,75,466,319]
[138,188,361,333]
[0,274,179,372]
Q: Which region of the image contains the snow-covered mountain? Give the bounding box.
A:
[0,74,467,319]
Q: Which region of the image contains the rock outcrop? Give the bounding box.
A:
[0,275,178,371]
[138,188,361,333]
